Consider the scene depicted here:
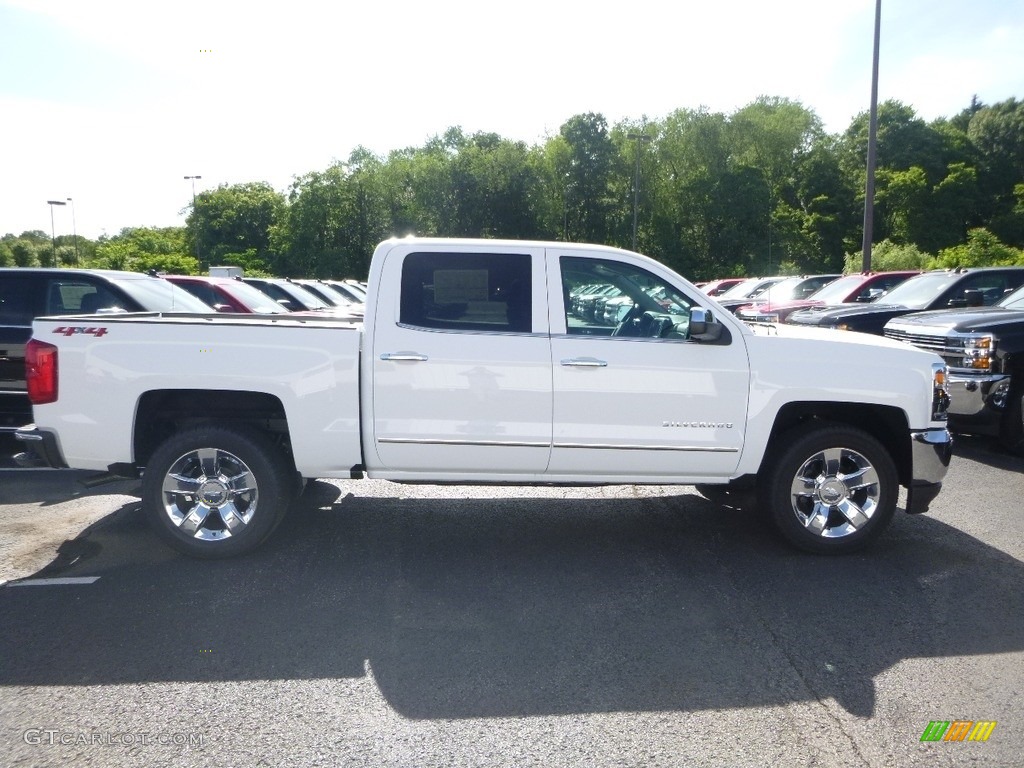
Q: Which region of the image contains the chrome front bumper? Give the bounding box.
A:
[906,427,953,514]
[946,372,1010,419]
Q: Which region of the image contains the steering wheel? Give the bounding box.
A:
[611,303,644,336]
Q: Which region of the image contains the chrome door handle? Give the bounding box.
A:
[380,352,429,361]
[560,357,608,367]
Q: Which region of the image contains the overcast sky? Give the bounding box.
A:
[2,0,1022,241]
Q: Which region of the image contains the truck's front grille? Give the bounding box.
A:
[884,329,948,354]
[884,328,988,373]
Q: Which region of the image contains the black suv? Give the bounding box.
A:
[786,267,1024,335]
[0,268,212,432]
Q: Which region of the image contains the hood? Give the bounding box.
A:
[885,307,1023,333]
[787,302,908,324]
[748,319,919,349]
[738,299,820,315]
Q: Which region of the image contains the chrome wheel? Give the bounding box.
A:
[143,425,294,557]
[787,447,881,539]
[764,423,897,554]
[161,447,259,540]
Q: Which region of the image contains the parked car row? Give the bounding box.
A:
[0,268,367,433]
[735,271,921,323]
[724,265,1024,455]
[567,282,685,328]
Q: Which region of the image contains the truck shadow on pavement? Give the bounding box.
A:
[2,482,1022,721]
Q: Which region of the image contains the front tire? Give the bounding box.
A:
[762,423,898,554]
[998,382,1024,457]
[142,425,295,558]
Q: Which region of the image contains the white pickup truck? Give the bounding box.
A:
[17,238,953,558]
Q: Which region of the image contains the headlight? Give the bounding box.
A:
[962,334,995,371]
[932,362,950,421]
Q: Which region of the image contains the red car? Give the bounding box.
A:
[736,271,921,323]
[162,275,294,314]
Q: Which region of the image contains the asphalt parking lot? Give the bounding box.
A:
[0,434,1022,767]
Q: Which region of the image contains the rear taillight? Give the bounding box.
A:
[26,339,58,404]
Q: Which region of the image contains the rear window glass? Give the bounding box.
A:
[400,251,532,332]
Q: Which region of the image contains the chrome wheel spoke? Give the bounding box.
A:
[180,503,213,536]
[164,472,201,495]
[835,498,869,530]
[819,447,845,475]
[225,470,256,495]
[841,464,878,492]
[219,501,246,533]
[196,448,220,477]
[804,503,831,535]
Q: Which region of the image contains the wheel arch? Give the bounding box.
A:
[133,389,293,471]
[760,401,912,487]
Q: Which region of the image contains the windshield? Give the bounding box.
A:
[750,277,802,302]
[875,272,962,309]
[110,276,214,312]
[276,281,331,309]
[224,281,291,313]
[304,282,358,307]
[1000,283,1024,310]
[717,278,763,300]
[804,274,865,303]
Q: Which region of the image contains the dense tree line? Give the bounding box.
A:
[4,96,1023,280]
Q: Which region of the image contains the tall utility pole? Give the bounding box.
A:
[861,0,882,272]
[627,132,651,251]
[184,175,202,260]
[46,199,67,266]
[67,197,79,263]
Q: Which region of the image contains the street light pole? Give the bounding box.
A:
[861,0,882,272]
[46,199,67,267]
[184,175,202,261]
[627,132,651,251]
[67,197,79,263]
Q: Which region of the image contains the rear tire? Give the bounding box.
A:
[762,423,898,555]
[142,425,295,558]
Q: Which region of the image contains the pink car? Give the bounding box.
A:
[735,271,921,323]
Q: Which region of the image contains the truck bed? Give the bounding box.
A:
[30,313,364,476]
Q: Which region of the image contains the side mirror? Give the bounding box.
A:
[963,288,985,307]
[689,307,724,342]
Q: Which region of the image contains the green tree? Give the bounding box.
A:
[187,182,286,270]
[927,228,1024,269]
[790,136,861,268]
[649,107,743,278]
[9,239,40,267]
[843,239,928,272]
[969,98,1024,246]
[90,227,196,273]
[272,150,392,278]
[560,113,616,245]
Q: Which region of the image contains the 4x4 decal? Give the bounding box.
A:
[52,326,108,338]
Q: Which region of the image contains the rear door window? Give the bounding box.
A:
[400,251,533,333]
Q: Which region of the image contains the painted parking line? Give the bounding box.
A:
[6,576,100,587]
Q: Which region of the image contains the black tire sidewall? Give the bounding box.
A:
[763,423,898,555]
[141,425,293,558]
[999,382,1024,457]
